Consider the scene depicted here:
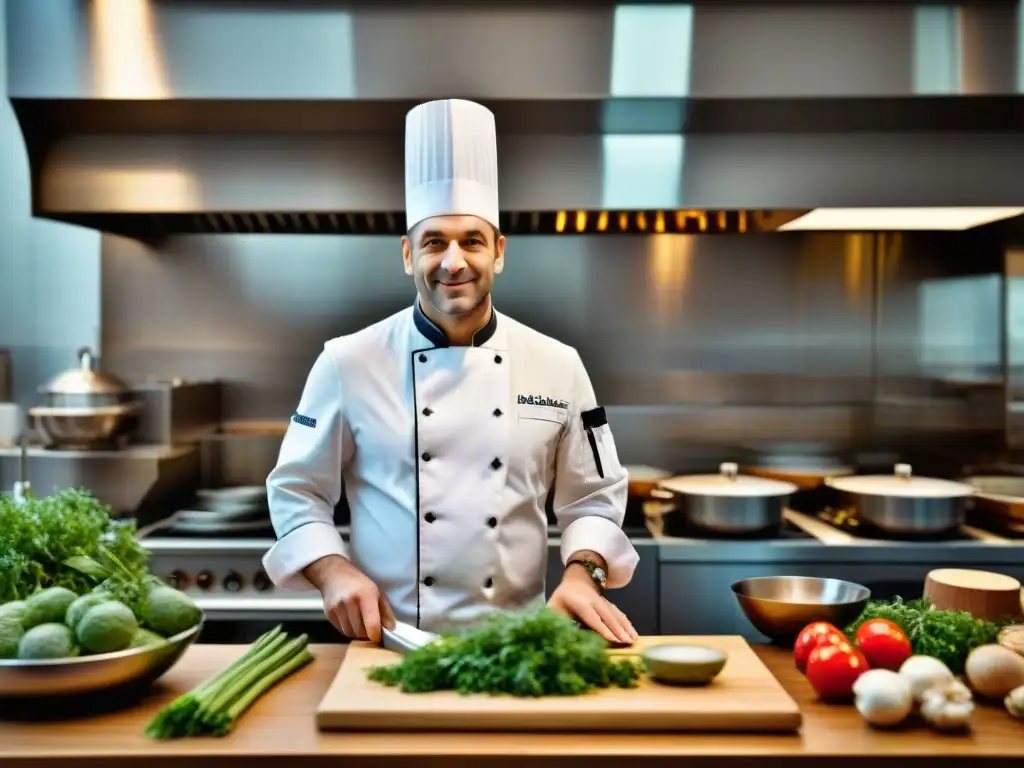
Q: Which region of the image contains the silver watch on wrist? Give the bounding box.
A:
[567,558,607,593]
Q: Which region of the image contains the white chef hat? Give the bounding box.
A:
[404,99,499,232]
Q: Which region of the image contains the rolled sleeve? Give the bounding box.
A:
[264,345,352,591]
[552,349,638,588]
[559,513,639,589]
[262,520,349,591]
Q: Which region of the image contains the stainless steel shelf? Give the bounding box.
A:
[0,443,194,460]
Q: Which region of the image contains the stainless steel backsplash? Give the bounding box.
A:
[99,231,1004,473]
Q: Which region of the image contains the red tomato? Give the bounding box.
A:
[805,640,868,701]
[793,622,844,673]
[854,618,912,671]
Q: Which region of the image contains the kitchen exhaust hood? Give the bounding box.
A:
[6,1,1024,239]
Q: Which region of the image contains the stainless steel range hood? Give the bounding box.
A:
[6,1,1024,238]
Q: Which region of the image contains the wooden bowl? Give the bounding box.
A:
[923,569,1024,623]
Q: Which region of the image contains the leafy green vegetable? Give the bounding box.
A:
[844,596,1012,674]
[0,488,151,612]
[366,605,643,697]
[145,626,313,739]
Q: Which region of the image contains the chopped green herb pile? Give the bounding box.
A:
[366,605,642,697]
[844,596,1014,675]
[145,626,313,739]
[0,488,151,613]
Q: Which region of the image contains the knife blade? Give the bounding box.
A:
[381,621,439,655]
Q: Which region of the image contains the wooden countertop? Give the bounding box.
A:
[1,643,1021,767]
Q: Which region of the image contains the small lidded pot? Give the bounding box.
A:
[824,463,974,535]
[29,347,139,450]
[657,462,798,535]
[39,347,135,408]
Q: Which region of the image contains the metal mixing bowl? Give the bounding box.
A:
[731,576,870,646]
[0,616,203,699]
[29,404,139,450]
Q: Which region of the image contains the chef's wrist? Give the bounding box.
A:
[562,564,599,592]
[302,553,355,592]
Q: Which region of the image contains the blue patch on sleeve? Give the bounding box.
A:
[292,412,317,429]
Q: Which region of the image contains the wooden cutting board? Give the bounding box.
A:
[316,635,802,733]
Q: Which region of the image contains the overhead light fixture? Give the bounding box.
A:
[776,207,1024,232]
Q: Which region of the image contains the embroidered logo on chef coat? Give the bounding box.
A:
[291,412,317,429]
[517,394,568,409]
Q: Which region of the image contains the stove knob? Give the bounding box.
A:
[195,570,214,590]
[253,570,273,592]
[166,570,188,590]
[223,571,244,592]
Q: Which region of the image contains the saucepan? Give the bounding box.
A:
[656,462,798,536]
[962,475,1024,522]
[740,443,855,515]
[961,474,1024,535]
[825,463,975,535]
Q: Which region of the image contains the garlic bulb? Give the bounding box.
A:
[919,679,974,731]
[852,669,913,727]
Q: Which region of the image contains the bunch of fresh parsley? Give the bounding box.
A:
[844,596,1012,674]
[366,604,642,697]
[0,488,152,611]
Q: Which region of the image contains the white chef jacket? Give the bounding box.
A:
[262,301,639,632]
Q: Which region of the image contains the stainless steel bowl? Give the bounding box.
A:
[731,577,870,646]
[0,616,203,698]
[29,404,139,450]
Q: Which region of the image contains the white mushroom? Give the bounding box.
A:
[898,655,955,702]
[919,679,974,731]
[852,669,914,727]
[1006,685,1024,719]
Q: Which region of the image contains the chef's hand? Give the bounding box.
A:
[304,554,396,644]
[547,568,637,646]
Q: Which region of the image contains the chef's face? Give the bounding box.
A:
[402,215,506,317]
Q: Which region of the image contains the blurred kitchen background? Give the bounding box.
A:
[3,0,1024,641]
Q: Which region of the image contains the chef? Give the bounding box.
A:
[263,98,639,646]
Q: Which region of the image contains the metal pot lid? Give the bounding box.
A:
[963,475,1024,501]
[625,465,673,481]
[826,463,975,499]
[657,462,798,498]
[39,347,129,396]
